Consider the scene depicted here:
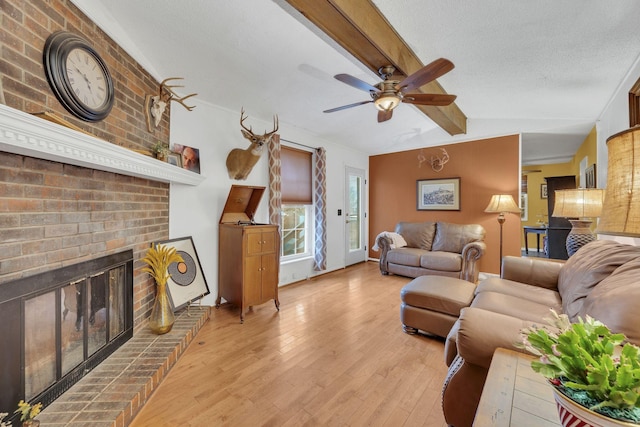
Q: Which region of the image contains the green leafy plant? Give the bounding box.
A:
[151,142,170,159]
[141,244,184,286]
[520,309,640,415]
[14,400,42,422]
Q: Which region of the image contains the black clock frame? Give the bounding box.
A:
[43,31,115,122]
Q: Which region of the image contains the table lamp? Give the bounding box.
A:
[552,188,605,256]
[484,194,521,275]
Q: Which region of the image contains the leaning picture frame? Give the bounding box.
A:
[416,177,461,211]
[153,236,209,311]
[167,152,182,167]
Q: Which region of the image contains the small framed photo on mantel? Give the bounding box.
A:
[416,178,461,211]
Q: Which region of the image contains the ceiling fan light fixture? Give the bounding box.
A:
[374,94,401,111]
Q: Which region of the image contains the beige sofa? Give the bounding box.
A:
[441,239,640,427]
[376,221,486,283]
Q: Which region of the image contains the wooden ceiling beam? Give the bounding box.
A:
[284,0,467,135]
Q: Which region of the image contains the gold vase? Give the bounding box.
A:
[148,281,175,334]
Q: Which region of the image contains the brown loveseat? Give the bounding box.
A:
[375,221,486,283]
[441,239,640,427]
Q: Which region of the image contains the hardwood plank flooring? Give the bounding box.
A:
[130,261,449,427]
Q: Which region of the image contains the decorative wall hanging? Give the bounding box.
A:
[144,77,196,132]
[43,31,115,122]
[417,177,460,211]
[585,164,596,188]
[154,236,209,311]
[226,108,278,180]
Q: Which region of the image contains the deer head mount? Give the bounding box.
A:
[430,148,449,172]
[144,77,197,132]
[418,148,450,172]
[225,108,279,180]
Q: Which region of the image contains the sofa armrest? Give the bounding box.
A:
[460,241,486,283]
[376,235,392,274]
[455,307,536,369]
[501,256,564,290]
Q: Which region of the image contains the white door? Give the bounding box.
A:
[345,167,366,266]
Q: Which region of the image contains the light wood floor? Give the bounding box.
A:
[130,261,449,427]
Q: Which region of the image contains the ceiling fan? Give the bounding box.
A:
[324,58,457,123]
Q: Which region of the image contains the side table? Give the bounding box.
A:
[473,348,561,427]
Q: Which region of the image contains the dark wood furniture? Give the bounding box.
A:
[216,185,280,322]
[523,226,547,255]
[545,176,576,260]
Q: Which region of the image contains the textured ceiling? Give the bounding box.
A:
[71,0,640,164]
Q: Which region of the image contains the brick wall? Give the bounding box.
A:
[0,0,172,329]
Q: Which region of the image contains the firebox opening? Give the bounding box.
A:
[0,250,133,423]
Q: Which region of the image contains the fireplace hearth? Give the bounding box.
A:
[0,250,133,424]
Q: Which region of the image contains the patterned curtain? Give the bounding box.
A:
[313,147,327,271]
[267,134,282,227]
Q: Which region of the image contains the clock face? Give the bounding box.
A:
[66,48,109,110]
[43,31,115,122]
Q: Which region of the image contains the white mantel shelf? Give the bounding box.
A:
[0,104,204,186]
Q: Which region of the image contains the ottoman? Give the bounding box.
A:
[400,275,476,337]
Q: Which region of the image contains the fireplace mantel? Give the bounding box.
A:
[0,104,204,186]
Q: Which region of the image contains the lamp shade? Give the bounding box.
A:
[598,127,640,236]
[552,188,605,218]
[484,194,520,214]
[374,94,401,111]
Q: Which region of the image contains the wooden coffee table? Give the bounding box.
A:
[473,348,561,427]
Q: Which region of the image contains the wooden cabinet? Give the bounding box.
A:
[216,185,280,322]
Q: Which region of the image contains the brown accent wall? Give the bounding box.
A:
[0,0,170,329]
[369,135,521,275]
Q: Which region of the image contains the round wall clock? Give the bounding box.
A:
[43,31,115,122]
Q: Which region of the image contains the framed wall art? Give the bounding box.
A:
[417,177,460,211]
[585,164,596,188]
[154,236,209,310]
[540,183,548,199]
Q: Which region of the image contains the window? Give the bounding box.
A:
[281,205,312,259]
[280,146,313,260]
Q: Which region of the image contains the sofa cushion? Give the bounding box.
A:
[432,222,485,253]
[580,256,640,345]
[420,251,462,272]
[558,239,640,321]
[470,291,561,322]
[395,221,436,250]
[387,247,424,267]
[475,277,561,308]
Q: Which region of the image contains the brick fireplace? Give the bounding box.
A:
[0,1,206,423]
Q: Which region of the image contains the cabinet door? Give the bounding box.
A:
[246,231,264,255]
[244,255,263,306]
[261,230,276,253]
[260,252,279,300]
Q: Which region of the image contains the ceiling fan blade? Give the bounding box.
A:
[334,74,380,93]
[396,58,454,92]
[323,100,373,113]
[402,93,457,106]
[377,109,393,123]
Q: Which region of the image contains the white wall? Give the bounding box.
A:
[169,101,369,306]
[596,54,640,245]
